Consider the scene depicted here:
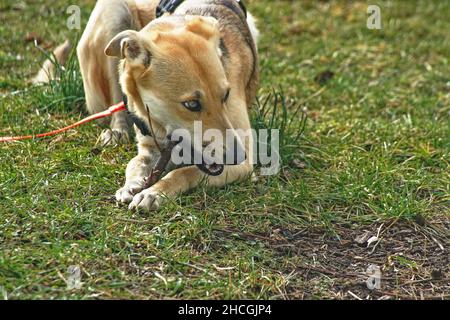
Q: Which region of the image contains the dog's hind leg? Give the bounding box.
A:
[77,0,138,145]
[97,57,132,146]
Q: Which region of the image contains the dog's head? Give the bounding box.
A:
[105,16,245,175]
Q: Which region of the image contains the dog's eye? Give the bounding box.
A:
[182,100,201,112]
[223,89,230,103]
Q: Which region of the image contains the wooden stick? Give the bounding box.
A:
[145,104,162,152]
[143,140,178,189]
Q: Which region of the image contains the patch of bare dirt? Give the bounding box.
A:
[215,217,449,300]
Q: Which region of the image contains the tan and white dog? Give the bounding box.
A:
[37,0,259,212]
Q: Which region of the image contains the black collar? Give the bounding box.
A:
[156,0,247,18]
[122,94,152,136]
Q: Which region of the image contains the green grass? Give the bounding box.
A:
[0,0,449,299]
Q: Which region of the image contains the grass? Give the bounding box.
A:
[0,0,449,299]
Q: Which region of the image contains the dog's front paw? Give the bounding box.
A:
[115,181,144,204]
[99,128,130,146]
[128,189,165,212]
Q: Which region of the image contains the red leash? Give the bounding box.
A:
[0,101,126,142]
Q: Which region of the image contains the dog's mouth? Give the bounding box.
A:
[168,135,244,177]
[196,162,224,176]
[191,141,246,176]
[194,142,225,176]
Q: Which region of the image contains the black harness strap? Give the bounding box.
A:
[156,0,185,18]
[156,0,247,18]
[236,0,247,18]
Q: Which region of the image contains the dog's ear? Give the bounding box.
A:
[105,30,151,67]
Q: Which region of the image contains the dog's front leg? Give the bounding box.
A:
[128,163,253,212]
[115,134,161,204]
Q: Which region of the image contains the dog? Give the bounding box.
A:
[35,0,260,212]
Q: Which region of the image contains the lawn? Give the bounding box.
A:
[0,0,448,299]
